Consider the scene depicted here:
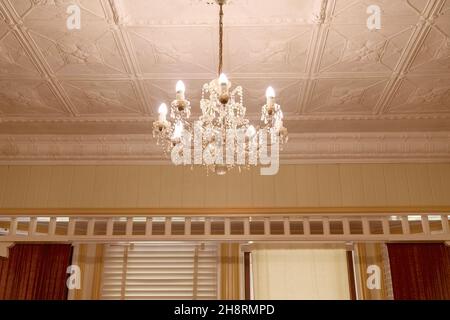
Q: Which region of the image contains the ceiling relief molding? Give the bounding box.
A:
[103,0,152,115]
[0,132,449,164]
[0,0,449,163]
[377,0,449,114]
[0,0,79,116]
[115,0,323,27]
[298,0,332,114]
[388,75,450,114]
[2,110,450,127]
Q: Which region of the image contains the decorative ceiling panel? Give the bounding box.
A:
[306,78,389,114]
[62,80,144,116]
[320,0,423,74]
[117,0,322,26]
[0,7,8,37]
[21,1,126,76]
[0,31,40,75]
[388,76,450,114]
[409,5,450,74]
[0,0,449,163]
[0,79,68,115]
[331,0,427,25]
[16,0,106,20]
[226,26,313,74]
[129,26,216,74]
[319,25,414,73]
[28,21,128,76]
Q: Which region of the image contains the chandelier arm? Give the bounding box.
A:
[218,3,224,75]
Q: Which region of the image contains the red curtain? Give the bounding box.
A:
[387,243,450,300]
[0,244,73,300]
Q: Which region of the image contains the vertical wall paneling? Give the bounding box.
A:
[383,164,411,207]
[404,164,434,206]
[0,164,450,208]
[205,172,227,208]
[361,165,388,207]
[274,166,297,207]
[181,167,205,208]
[137,166,161,208]
[114,166,139,207]
[25,166,52,208]
[159,166,184,207]
[251,168,276,207]
[47,166,75,208]
[2,166,31,208]
[339,164,365,207]
[69,166,96,208]
[427,164,450,205]
[317,165,343,207]
[93,166,119,208]
[0,166,8,207]
[295,165,320,207]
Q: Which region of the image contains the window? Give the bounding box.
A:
[250,244,351,300]
[101,242,218,300]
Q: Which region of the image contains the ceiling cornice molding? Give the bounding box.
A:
[2,112,450,124]
[0,132,449,164]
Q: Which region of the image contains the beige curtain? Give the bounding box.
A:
[355,243,392,300]
[219,243,241,300]
[251,245,350,300]
[69,244,105,300]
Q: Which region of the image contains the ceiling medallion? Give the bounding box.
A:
[153,0,288,175]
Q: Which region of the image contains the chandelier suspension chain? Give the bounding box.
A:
[218,3,224,75]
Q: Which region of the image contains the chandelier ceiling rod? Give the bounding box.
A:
[218,2,224,75]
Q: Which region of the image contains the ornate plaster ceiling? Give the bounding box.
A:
[0,0,449,163]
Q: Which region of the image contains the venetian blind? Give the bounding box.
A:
[101,242,218,300]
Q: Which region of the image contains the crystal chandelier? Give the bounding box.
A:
[153,0,288,175]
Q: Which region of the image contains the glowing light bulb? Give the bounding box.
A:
[266,86,276,99]
[158,103,168,122]
[158,103,168,115]
[175,80,186,101]
[176,80,185,93]
[266,86,276,108]
[219,73,228,85]
[173,121,184,140]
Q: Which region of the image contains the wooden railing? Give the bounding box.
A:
[0,213,449,242]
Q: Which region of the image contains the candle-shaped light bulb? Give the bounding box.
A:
[266,86,276,109]
[219,73,228,85]
[176,80,185,101]
[173,121,184,140]
[219,73,229,95]
[158,103,168,122]
[266,86,276,98]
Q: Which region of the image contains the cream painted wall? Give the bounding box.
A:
[0,164,449,209]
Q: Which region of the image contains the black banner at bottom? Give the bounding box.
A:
[0,300,448,319]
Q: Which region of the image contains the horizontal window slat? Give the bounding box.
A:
[103,274,215,280]
[103,287,216,293]
[104,257,216,262]
[103,284,216,289]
